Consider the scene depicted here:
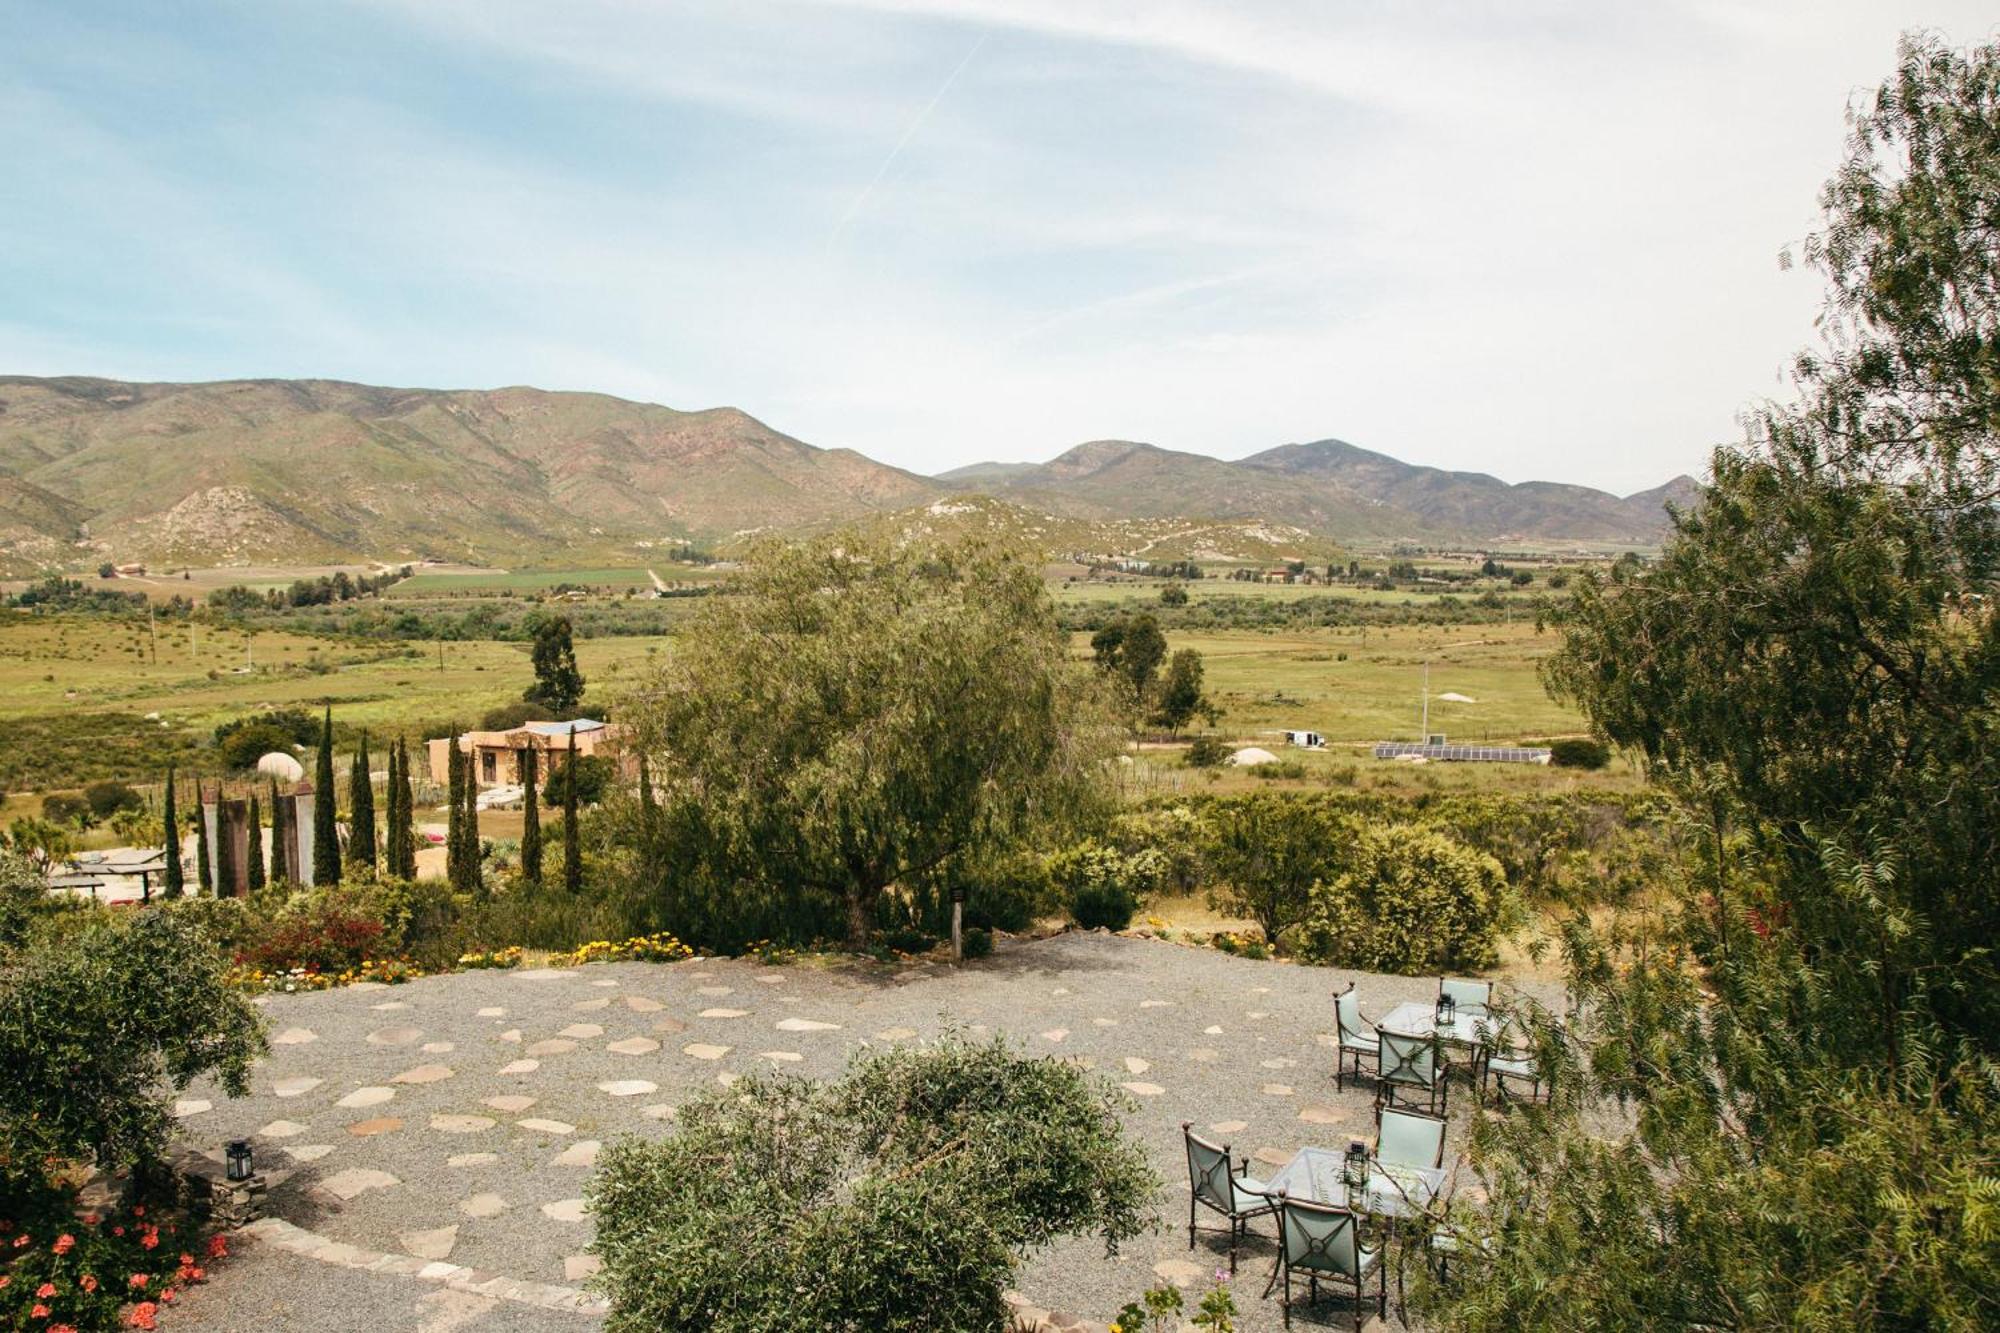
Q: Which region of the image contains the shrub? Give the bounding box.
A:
[961,926,993,959]
[83,779,142,819]
[1049,841,1162,931]
[588,1035,1156,1332]
[215,720,304,772]
[1203,794,1353,942]
[0,908,264,1175]
[41,792,93,827]
[236,901,386,974]
[1252,759,1309,781]
[1549,736,1611,769]
[1283,822,1506,973]
[1183,735,1231,768]
[876,924,936,957]
[543,753,612,807]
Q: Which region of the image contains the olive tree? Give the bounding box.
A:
[624,534,1116,950]
[588,1034,1156,1331]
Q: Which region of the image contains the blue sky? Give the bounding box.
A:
[2,1,1993,491]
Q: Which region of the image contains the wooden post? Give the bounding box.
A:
[951,886,964,962]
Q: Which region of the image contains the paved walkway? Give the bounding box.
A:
[175,933,1541,1330]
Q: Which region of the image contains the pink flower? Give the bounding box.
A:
[36,1281,56,1297]
[53,1233,75,1255]
[79,1274,98,1293]
[128,1273,148,1289]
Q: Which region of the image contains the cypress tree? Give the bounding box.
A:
[191,778,211,896]
[382,741,403,880]
[161,764,183,899]
[313,706,341,886]
[348,731,377,872]
[562,729,582,894]
[396,737,419,879]
[520,745,542,884]
[445,730,465,889]
[462,735,483,895]
[268,776,290,885]
[245,793,266,892]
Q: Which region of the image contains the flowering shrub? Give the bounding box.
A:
[456,946,523,971]
[235,904,385,974]
[225,956,425,995]
[0,1178,228,1332]
[553,933,693,967]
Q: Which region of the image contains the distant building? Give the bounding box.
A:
[1373,738,1551,765]
[427,719,629,789]
[1283,730,1325,749]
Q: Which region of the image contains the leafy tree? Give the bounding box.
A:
[588,1035,1156,1332]
[6,816,77,873]
[0,909,265,1178]
[1090,612,1168,697]
[1203,794,1351,943]
[215,720,303,772]
[245,792,266,892]
[83,780,141,820]
[524,612,585,711]
[1283,822,1505,973]
[519,745,543,885]
[347,731,377,871]
[541,752,612,807]
[161,763,183,897]
[312,707,340,886]
[1149,647,1215,735]
[625,534,1115,950]
[1158,581,1189,607]
[1431,35,2000,1331]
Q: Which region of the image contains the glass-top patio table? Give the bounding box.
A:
[1264,1146,1446,1220]
[1377,1000,1493,1056]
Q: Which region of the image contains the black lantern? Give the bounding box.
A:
[226,1139,253,1182]
[1343,1139,1369,1190]
[1437,993,1457,1028]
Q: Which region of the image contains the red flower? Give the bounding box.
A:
[0,1274,10,1288]
[128,1273,148,1289]
[52,1325,78,1333]
[178,1254,193,1267]
[139,1231,159,1251]
[31,1304,50,1318]
[130,1207,144,1218]
[81,1214,99,1226]
[127,1302,158,1330]
[206,1234,228,1260]
[112,1227,124,1237]
[79,1274,98,1293]
[36,1281,56,1297]
[12,1233,29,1247]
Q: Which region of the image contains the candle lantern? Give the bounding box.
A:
[226,1139,254,1182]
[1343,1139,1369,1190]
[1437,993,1456,1027]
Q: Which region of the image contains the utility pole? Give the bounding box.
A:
[147,606,157,664]
[1420,660,1430,742]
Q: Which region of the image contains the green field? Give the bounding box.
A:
[393,566,659,595]
[1054,577,1544,608]
[0,609,1617,796]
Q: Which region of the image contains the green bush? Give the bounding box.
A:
[1549,736,1611,769]
[543,752,613,807]
[1283,822,1506,973]
[1048,841,1163,931]
[961,926,993,959]
[587,1035,1156,1332]
[1182,735,1231,768]
[0,908,265,1174]
[83,779,142,819]
[40,791,92,827]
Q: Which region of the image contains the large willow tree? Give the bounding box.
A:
[1427,34,2000,1331]
[623,534,1114,950]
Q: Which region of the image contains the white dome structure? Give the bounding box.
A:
[255,751,305,782]
[1229,746,1280,767]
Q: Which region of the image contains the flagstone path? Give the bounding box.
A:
[174,932,1542,1330]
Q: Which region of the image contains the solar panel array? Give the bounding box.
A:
[1373,741,1552,764]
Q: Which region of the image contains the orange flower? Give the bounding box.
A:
[206,1234,228,1259]
[53,1233,74,1255]
[128,1273,148,1288]
[36,1280,56,1297]
[128,1301,159,1330]
[80,1274,98,1293]
[31,1304,50,1318]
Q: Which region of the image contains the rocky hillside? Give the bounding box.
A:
[0,375,1695,572]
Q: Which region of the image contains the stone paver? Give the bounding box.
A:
[320,1168,399,1200]
[337,1086,395,1109]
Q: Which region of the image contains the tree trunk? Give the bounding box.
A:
[845,887,872,953]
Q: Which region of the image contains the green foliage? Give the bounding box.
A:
[1049,840,1163,931]
[1435,35,2000,1330]
[1149,647,1215,734]
[81,780,141,820]
[1545,737,1609,769]
[1282,822,1506,973]
[623,533,1116,950]
[1158,581,1189,607]
[347,732,376,870]
[1203,793,1351,942]
[0,909,265,1173]
[1091,612,1168,696]
[1182,735,1230,768]
[519,745,542,884]
[587,1035,1156,1332]
[311,707,340,886]
[523,612,585,711]
[214,709,315,771]
[161,764,183,896]
[961,926,992,959]
[541,751,611,807]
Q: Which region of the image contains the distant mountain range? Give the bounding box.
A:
[0,376,1696,572]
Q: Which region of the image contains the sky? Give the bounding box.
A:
[2,2,1994,493]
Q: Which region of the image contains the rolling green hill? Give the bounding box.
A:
[0,375,1693,574]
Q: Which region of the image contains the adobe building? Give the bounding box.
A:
[427,719,628,790]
